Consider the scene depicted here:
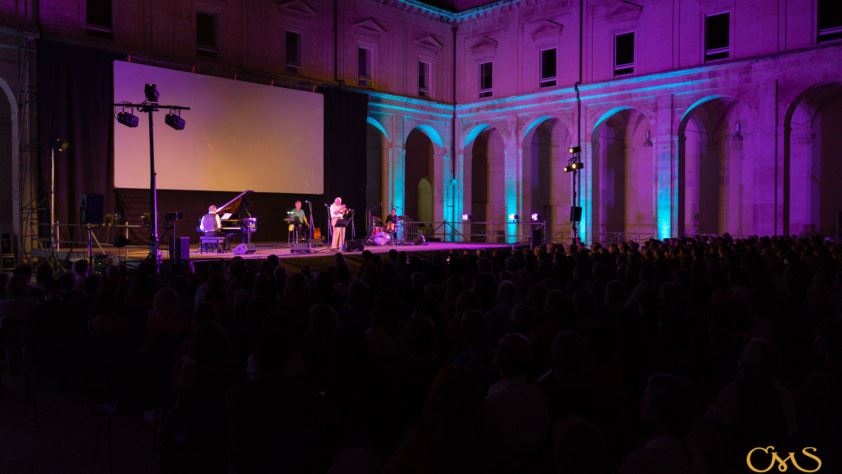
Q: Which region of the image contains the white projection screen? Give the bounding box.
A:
[113,61,324,194]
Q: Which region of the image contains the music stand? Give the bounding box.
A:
[335,209,354,228]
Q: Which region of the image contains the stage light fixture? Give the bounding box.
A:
[568,146,581,154]
[117,111,139,128]
[461,213,472,222]
[144,83,160,102]
[165,112,186,130]
[54,138,70,152]
[509,213,520,222]
[564,162,584,173]
[531,212,540,222]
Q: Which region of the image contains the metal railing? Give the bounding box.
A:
[387,220,549,245]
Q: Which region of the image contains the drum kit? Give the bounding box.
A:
[367,214,404,246]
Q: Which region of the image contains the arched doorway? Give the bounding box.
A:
[522,118,570,241]
[785,84,842,237]
[0,84,12,237]
[366,122,387,218]
[678,97,744,236]
[405,128,434,224]
[591,108,655,243]
[467,127,506,242]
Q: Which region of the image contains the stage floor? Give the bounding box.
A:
[32,241,516,270]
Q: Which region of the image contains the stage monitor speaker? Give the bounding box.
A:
[290,242,313,254]
[570,206,582,222]
[837,211,842,240]
[232,243,257,255]
[172,236,190,262]
[81,193,105,225]
[345,240,365,252]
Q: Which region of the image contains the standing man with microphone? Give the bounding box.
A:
[329,197,347,250]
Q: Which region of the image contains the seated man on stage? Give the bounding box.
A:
[288,200,308,242]
[200,204,222,236]
[329,197,346,250]
[385,208,399,241]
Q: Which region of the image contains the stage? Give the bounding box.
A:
[31,241,518,272]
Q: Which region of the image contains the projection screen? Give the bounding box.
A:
[113,60,324,194]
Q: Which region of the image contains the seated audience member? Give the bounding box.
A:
[482,333,550,473]
[537,331,595,420]
[167,321,243,472]
[620,374,704,474]
[705,337,796,467]
[552,417,611,474]
[384,365,484,474]
[228,329,329,474]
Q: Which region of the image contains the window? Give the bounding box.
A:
[614,32,635,76]
[196,12,218,56]
[418,61,430,97]
[86,0,112,39]
[705,12,730,61]
[358,47,372,87]
[540,48,557,88]
[818,0,842,42]
[479,62,493,98]
[285,31,302,74]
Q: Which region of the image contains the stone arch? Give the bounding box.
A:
[677,95,745,236]
[0,77,19,240]
[464,125,507,241]
[404,127,436,223]
[784,83,842,236]
[366,117,390,218]
[590,107,656,243]
[521,116,571,241]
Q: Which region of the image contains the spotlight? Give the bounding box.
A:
[54,138,70,152]
[461,213,472,222]
[509,213,519,222]
[144,83,160,102]
[117,111,139,128]
[563,162,584,173]
[165,113,186,130]
[531,212,540,222]
[568,145,581,154]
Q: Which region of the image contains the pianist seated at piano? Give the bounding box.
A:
[199,205,222,236]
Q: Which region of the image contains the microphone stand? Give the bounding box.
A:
[307,201,314,243]
[324,203,332,244]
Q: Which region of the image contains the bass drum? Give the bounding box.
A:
[372,232,391,246]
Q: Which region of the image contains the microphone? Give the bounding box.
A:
[304,200,311,203]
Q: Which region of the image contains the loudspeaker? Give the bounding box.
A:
[570,206,582,222]
[345,240,365,252]
[232,242,257,255]
[837,211,842,240]
[290,242,313,254]
[171,236,190,262]
[81,193,105,225]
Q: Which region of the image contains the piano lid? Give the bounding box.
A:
[216,190,253,217]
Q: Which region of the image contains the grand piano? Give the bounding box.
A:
[216,190,257,245]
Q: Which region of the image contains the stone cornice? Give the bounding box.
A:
[377,0,524,24]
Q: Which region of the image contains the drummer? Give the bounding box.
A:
[385,208,399,242]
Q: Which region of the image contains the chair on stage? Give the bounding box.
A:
[199,236,225,254]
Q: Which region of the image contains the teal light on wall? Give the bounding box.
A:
[462,123,490,148]
[413,123,445,148]
[366,116,390,141]
[522,115,554,139]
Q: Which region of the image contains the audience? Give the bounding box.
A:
[1,233,840,473]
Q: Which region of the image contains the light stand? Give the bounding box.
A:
[565,146,584,245]
[48,138,69,254]
[114,85,190,272]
